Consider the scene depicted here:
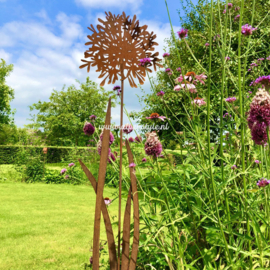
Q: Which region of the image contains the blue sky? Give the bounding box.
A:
[0,0,190,129]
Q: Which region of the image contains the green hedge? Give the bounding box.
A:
[0,145,98,164]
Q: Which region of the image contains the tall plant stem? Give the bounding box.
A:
[237,0,251,260]
[118,63,124,269]
[206,0,232,264]
[219,0,231,231]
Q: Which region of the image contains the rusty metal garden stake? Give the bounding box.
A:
[79,11,162,269]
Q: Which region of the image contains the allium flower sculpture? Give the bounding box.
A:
[79,12,161,270]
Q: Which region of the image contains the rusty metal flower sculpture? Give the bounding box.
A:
[79,11,162,270]
[79,11,162,88]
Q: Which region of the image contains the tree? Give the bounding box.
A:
[28,77,117,146]
[0,59,14,124]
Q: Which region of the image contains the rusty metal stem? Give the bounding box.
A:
[118,63,124,269]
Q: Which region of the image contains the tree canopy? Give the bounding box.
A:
[28,77,117,146]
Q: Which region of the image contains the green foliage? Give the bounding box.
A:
[24,158,45,183]
[0,59,14,125]
[132,0,270,143]
[28,77,117,146]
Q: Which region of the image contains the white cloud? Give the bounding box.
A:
[75,0,143,12]
[35,9,52,24]
[0,49,12,63]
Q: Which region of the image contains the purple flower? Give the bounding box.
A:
[267,56,270,61]
[128,137,134,142]
[235,6,240,11]
[129,163,136,168]
[145,132,163,158]
[176,67,181,72]
[234,14,240,21]
[163,52,170,57]
[100,131,115,145]
[231,165,237,170]
[257,178,270,187]
[104,197,112,205]
[205,43,210,47]
[165,68,172,73]
[139,58,151,67]
[122,124,133,134]
[146,113,168,121]
[223,9,226,14]
[225,56,230,61]
[250,122,268,145]
[225,97,236,103]
[61,168,67,174]
[142,157,147,162]
[227,3,233,8]
[255,160,261,164]
[113,85,121,91]
[83,122,95,136]
[65,175,69,179]
[241,24,257,36]
[223,112,231,118]
[253,75,270,90]
[248,91,252,94]
[108,153,116,163]
[68,163,75,167]
[135,135,142,142]
[89,115,97,120]
[191,97,206,106]
[157,91,165,97]
[177,29,188,39]
[117,89,121,96]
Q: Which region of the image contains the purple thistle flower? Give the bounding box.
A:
[142,157,147,162]
[177,29,188,39]
[117,89,121,96]
[83,122,95,136]
[157,91,165,97]
[113,85,121,91]
[241,24,257,36]
[223,9,226,14]
[231,165,237,170]
[122,124,133,134]
[248,91,252,94]
[255,160,261,164]
[227,3,233,8]
[100,131,115,145]
[176,67,181,72]
[267,56,270,61]
[234,14,240,21]
[108,153,116,163]
[139,58,151,67]
[163,52,170,57]
[144,132,163,158]
[165,68,172,73]
[225,97,236,103]
[205,43,210,47]
[68,163,75,167]
[225,56,231,61]
[253,75,270,91]
[89,115,97,120]
[223,112,231,118]
[128,137,134,142]
[65,175,69,179]
[61,168,67,174]
[250,122,268,145]
[257,178,270,187]
[135,135,142,142]
[129,163,136,168]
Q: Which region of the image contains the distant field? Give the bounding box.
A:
[0,182,122,270]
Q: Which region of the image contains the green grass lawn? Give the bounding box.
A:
[0,182,123,270]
